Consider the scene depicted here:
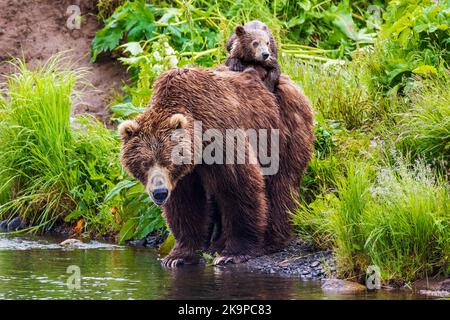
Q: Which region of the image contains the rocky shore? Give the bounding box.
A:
[242,238,336,280]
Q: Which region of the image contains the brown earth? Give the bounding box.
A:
[0,0,127,123]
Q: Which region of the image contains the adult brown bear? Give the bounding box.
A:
[118,67,313,267]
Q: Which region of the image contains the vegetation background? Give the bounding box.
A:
[0,0,449,285]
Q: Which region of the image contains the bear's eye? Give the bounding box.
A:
[252,41,259,48]
[267,41,270,46]
[142,160,152,170]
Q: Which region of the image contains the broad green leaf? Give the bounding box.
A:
[119,218,138,243]
[111,103,145,118]
[159,233,175,256]
[105,179,138,202]
[120,42,143,56]
[412,65,438,75]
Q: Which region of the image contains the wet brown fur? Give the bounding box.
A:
[121,68,278,265]
[120,67,314,265]
[223,22,314,253]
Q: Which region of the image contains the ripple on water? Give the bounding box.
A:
[0,234,426,300]
[0,234,122,250]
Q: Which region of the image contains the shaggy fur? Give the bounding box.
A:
[264,74,314,251]
[120,68,280,266]
[225,20,281,92]
[223,22,314,252]
[119,67,314,266]
[206,73,315,254]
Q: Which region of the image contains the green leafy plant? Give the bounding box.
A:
[363,0,450,91]
[105,179,165,244]
[91,0,221,63]
[117,36,184,107]
[0,55,165,238]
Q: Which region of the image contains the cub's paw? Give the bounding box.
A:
[213,255,251,266]
[235,64,245,72]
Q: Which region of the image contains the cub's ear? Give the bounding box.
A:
[235,25,246,37]
[118,120,139,140]
[169,113,188,130]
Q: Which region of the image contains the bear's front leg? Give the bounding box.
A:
[212,164,268,265]
[161,172,209,268]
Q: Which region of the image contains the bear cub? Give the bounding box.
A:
[225,20,281,93]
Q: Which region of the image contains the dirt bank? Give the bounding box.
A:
[0,0,127,123]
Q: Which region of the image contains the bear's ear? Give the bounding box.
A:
[118,120,139,140]
[169,113,188,130]
[235,25,246,37]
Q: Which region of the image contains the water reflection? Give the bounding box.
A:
[0,234,421,300]
[164,266,300,299]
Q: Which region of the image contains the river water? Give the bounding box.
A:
[0,233,423,300]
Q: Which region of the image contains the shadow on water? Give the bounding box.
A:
[0,234,422,300]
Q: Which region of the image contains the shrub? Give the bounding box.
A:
[397,77,450,169]
[0,56,83,228]
[0,55,164,238]
[283,57,376,130]
[363,0,450,92]
[294,160,450,283]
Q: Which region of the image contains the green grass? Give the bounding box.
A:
[294,160,450,283]
[397,78,450,168]
[282,55,407,131]
[0,54,164,239]
[0,56,82,228]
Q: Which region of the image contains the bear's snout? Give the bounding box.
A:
[146,166,173,205]
[152,188,169,205]
[262,52,270,60]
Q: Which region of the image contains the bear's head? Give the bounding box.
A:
[118,111,194,206]
[231,25,273,63]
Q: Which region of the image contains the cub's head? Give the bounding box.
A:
[231,25,273,62]
[118,112,193,206]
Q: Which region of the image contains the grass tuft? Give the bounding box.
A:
[294,159,450,283]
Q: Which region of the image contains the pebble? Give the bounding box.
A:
[313,270,323,277]
[321,279,366,294]
[145,233,167,248]
[7,217,22,232]
[60,238,83,248]
[128,239,146,247]
[0,220,7,230]
[233,239,337,280]
[311,260,320,268]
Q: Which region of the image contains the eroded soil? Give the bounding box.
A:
[0,0,127,123]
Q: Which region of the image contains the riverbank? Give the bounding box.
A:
[0,0,448,290]
[0,0,127,124]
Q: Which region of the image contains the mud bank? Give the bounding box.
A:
[0,0,127,123]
